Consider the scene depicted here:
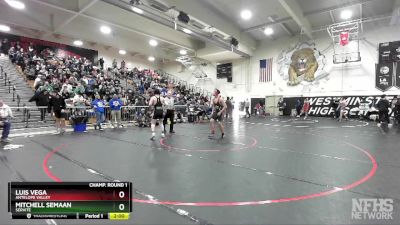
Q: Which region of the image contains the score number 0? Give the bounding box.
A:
[119,191,125,211]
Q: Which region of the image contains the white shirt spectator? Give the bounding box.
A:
[73,95,86,107]
[165,96,175,110]
[61,83,71,93]
[34,77,42,88]
[33,55,41,61]
[0,103,13,118]
[82,77,89,85]
[339,99,347,110]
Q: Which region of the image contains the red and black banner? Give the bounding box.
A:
[375,63,393,91]
[0,32,98,63]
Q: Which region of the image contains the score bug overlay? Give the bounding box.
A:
[8,182,132,220]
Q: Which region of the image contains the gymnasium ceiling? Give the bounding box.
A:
[0,0,398,62]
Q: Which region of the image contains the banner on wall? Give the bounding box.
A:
[0,32,98,63]
[378,42,391,63]
[390,41,400,62]
[378,41,400,63]
[375,63,393,91]
[282,96,396,117]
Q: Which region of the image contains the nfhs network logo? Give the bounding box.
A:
[352,198,394,220]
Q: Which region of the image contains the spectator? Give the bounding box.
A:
[2,38,208,131]
[245,99,250,118]
[331,98,340,119]
[38,81,53,93]
[295,98,302,118]
[255,102,261,115]
[29,90,50,122]
[109,94,123,128]
[73,93,87,115]
[225,97,233,121]
[48,91,66,134]
[92,94,106,131]
[338,97,348,122]
[393,96,400,125]
[74,83,85,95]
[0,100,13,143]
[376,94,390,124]
[302,97,310,120]
[1,39,10,56]
[390,96,398,119]
[34,75,43,90]
[99,57,104,70]
[277,98,286,116]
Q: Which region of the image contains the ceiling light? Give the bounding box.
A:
[119,49,126,55]
[148,56,155,62]
[264,27,274,36]
[131,6,143,14]
[149,39,158,47]
[0,24,11,32]
[73,40,83,46]
[179,49,187,55]
[182,28,193,34]
[5,0,25,10]
[100,25,111,34]
[240,9,252,20]
[340,10,352,20]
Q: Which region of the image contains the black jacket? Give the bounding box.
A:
[29,91,49,106]
[394,101,400,117]
[48,95,66,112]
[376,98,390,111]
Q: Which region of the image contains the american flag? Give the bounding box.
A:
[259,58,273,82]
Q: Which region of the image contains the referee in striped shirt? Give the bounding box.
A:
[163,90,175,134]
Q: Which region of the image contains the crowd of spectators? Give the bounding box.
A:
[2,38,213,125]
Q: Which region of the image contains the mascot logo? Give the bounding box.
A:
[380,66,390,75]
[289,48,318,84]
[278,42,327,86]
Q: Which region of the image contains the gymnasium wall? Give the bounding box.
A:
[162,22,400,99]
[161,59,250,99]
[250,23,400,97]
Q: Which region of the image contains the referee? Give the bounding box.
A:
[163,90,175,134]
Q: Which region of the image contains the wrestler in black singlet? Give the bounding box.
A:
[153,96,164,120]
[212,97,223,122]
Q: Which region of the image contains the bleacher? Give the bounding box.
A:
[1,54,212,131]
[0,56,56,129]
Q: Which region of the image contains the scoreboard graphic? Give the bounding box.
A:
[8,182,132,220]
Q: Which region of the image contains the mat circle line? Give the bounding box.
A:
[160,135,258,152]
[42,140,377,206]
